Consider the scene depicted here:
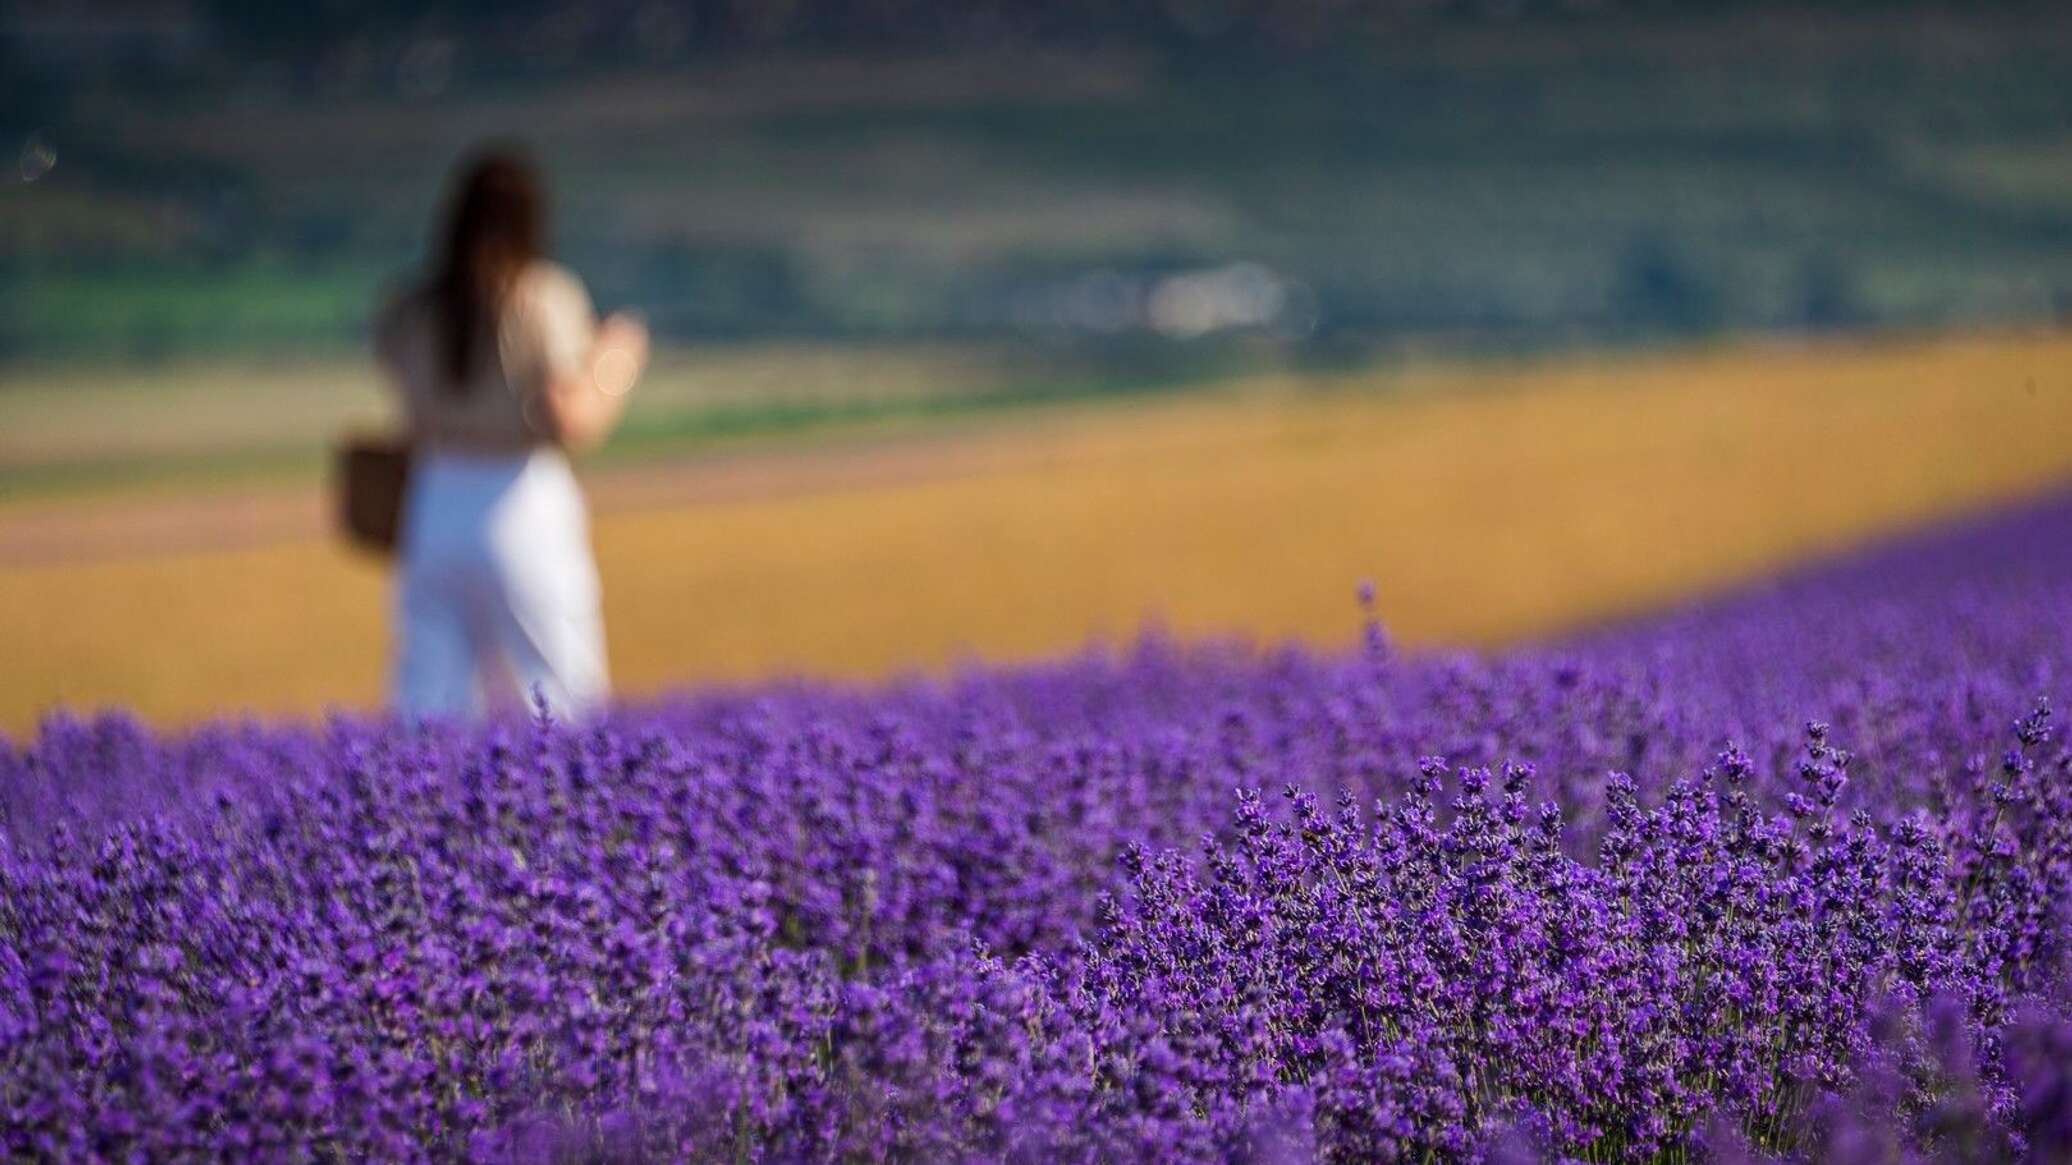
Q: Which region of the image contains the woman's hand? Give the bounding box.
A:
[541,312,650,452]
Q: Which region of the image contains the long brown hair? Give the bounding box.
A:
[432,148,545,391]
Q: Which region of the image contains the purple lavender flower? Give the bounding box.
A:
[5,491,2072,1160]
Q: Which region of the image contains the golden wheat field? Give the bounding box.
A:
[4,328,2071,734]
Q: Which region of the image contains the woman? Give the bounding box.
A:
[373,148,648,720]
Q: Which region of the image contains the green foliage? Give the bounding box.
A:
[4,264,382,361]
[11,10,2072,363]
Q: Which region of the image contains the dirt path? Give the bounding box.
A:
[0,410,1136,566]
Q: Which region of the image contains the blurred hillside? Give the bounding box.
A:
[4,1,2071,364]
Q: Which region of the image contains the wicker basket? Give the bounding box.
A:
[334,436,413,555]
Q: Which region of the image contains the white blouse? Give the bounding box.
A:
[374,260,596,453]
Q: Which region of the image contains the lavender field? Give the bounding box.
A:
[6,491,2072,1163]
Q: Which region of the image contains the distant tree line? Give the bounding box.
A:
[8,1,2056,95]
[201,0,2054,67]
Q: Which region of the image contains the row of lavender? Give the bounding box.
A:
[5,493,2072,1161]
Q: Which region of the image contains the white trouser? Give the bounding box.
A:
[393,447,608,721]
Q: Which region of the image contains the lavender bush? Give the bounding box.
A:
[6,492,2072,1162]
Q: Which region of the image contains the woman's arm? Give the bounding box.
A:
[538,313,649,452]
